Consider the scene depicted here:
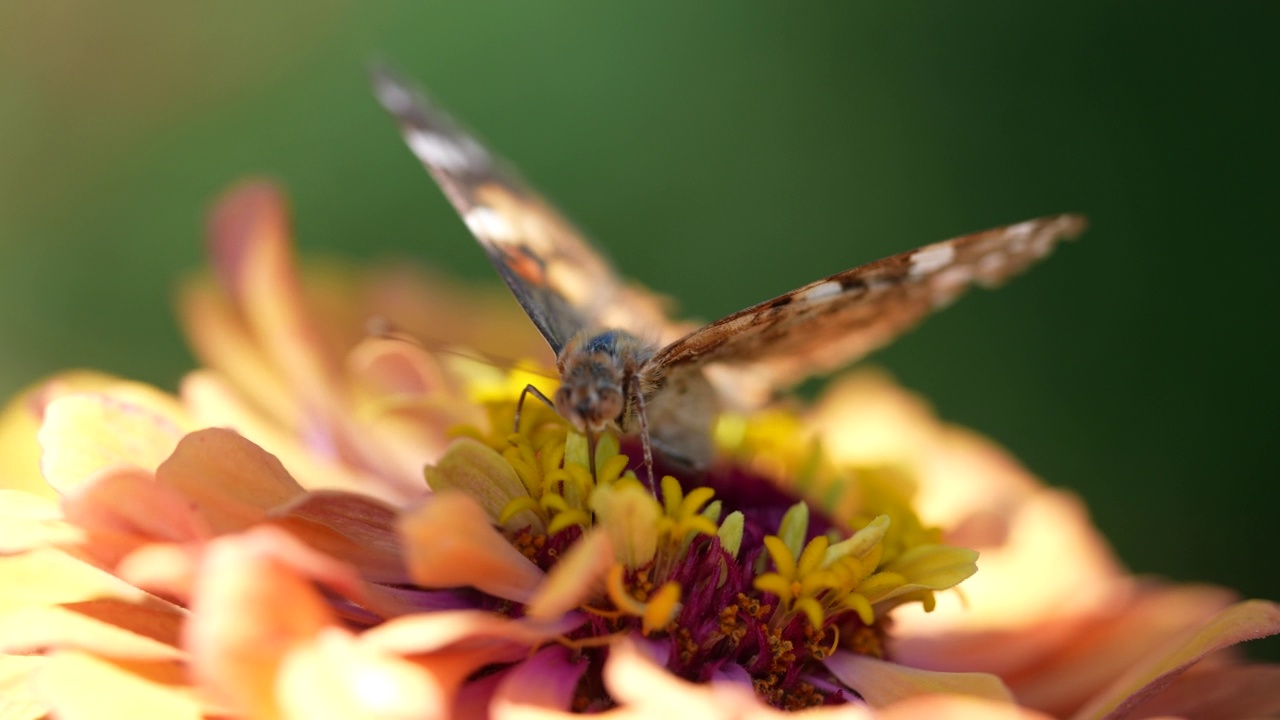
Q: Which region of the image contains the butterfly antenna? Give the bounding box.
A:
[630,389,658,497]
[515,384,557,434]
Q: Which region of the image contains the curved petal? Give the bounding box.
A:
[489,646,587,718]
[38,390,186,495]
[0,653,48,720]
[276,627,447,720]
[154,428,304,534]
[0,600,183,661]
[269,490,407,585]
[525,528,613,621]
[61,465,211,568]
[35,651,200,720]
[184,527,363,718]
[398,491,544,603]
[603,638,873,719]
[202,181,342,411]
[824,651,1013,707]
[877,695,1055,720]
[0,489,80,553]
[1070,599,1280,720]
[1116,662,1280,719]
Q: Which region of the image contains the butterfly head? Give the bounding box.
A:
[554,331,640,433]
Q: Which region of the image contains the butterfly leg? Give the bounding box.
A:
[514,384,557,434]
[629,387,658,496]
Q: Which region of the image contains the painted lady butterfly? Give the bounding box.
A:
[372,67,1085,480]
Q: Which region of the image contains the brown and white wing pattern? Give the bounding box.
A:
[651,214,1086,393]
[371,66,678,353]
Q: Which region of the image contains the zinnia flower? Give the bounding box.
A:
[1,181,1276,719]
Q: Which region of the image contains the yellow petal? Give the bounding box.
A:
[37,390,186,494]
[589,481,659,568]
[425,438,542,533]
[0,548,151,615]
[0,489,81,554]
[398,491,544,603]
[0,600,183,661]
[824,651,1013,706]
[0,653,48,720]
[35,651,201,720]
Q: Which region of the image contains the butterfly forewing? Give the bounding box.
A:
[371,66,679,353]
[650,214,1086,390]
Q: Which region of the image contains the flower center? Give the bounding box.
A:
[430,391,977,710]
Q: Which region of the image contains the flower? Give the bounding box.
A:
[1,180,1277,719]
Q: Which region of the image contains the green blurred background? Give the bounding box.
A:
[1,3,1276,657]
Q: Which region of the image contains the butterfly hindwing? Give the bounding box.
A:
[650,215,1086,389]
[371,67,678,353]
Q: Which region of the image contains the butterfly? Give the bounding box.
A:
[371,66,1086,481]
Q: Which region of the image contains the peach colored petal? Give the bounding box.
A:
[489,646,586,718]
[1009,584,1237,716]
[204,181,343,421]
[601,638,870,719]
[154,428,304,533]
[894,489,1124,643]
[425,439,542,533]
[813,371,941,470]
[824,651,1013,706]
[362,609,579,657]
[347,335,448,398]
[35,651,200,720]
[180,370,403,500]
[269,490,408,585]
[1071,599,1280,720]
[1117,662,1280,720]
[185,526,363,718]
[116,542,201,601]
[525,529,613,621]
[276,626,446,720]
[0,600,183,661]
[0,489,81,553]
[0,548,153,615]
[37,391,186,495]
[60,465,211,568]
[398,491,545,603]
[877,695,1055,720]
[178,282,297,426]
[360,610,580,708]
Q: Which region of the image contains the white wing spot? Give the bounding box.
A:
[799,280,843,303]
[406,129,481,173]
[909,243,956,278]
[930,265,974,307]
[464,206,516,241]
[374,78,416,115]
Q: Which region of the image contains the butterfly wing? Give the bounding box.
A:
[650,215,1086,401]
[371,66,679,354]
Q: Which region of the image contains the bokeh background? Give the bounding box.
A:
[1,2,1276,658]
